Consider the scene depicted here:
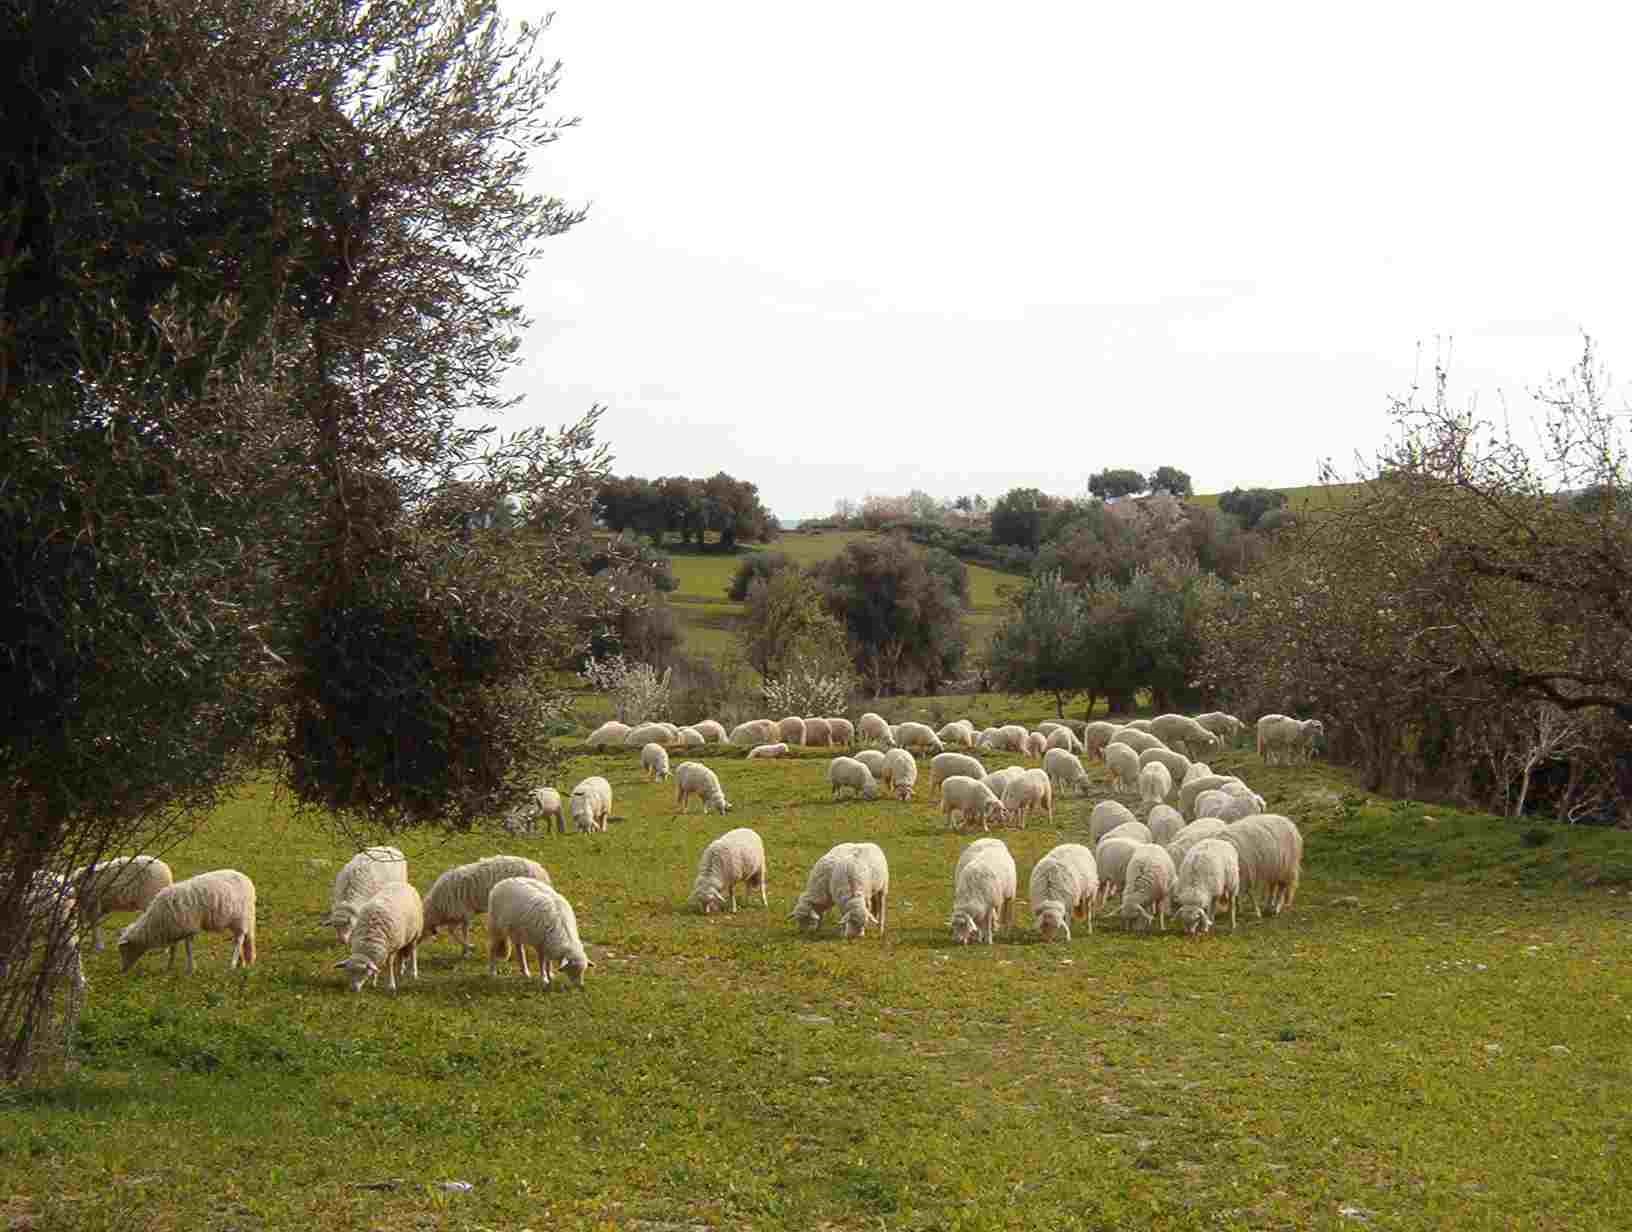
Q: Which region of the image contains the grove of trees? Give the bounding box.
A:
[595,473,778,549]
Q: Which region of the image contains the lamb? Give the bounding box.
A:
[1257,715,1326,765]
[1103,742,1142,793]
[881,748,919,800]
[929,752,988,790]
[1029,843,1099,940]
[1194,788,1259,824]
[70,855,174,952]
[802,717,833,746]
[1138,746,1193,785]
[776,716,807,745]
[1138,761,1174,807]
[487,877,592,989]
[1166,817,1230,868]
[857,712,896,747]
[825,717,856,746]
[1041,748,1093,797]
[120,869,257,974]
[1118,843,1176,931]
[894,721,945,755]
[693,719,728,743]
[1000,767,1054,827]
[326,846,408,944]
[1099,819,1153,847]
[641,742,673,781]
[828,756,881,800]
[1194,711,1247,748]
[1093,836,1141,906]
[938,775,1008,831]
[1088,799,1140,844]
[422,855,549,956]
[1173,838,1240,934]
[1220,814,1304,917]
[674,761,732,814]
[1145,803,1186,846]
[586,719,631,747]
[1148,714,1222,759]
[790,842,889,938]
[677,726,706,747]
[854,748,888,779]
[1045,727,1085,754]
[937,719,976,747]
[1107,727,1167,755]
[747,742,790,759]
[1023,731,1048,760]
[948,837,1018,945]
[1082,721,1119,759]
[731,718,778,747]
[623,721,675,748]
[687,827,768,913]
[570,776,614,832]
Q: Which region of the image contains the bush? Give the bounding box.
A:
[579,656,672,723]
[726,552,792,601]
[761,658,857,716]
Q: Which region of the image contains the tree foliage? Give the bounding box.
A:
[595,472,777,548]
[1148,465,1194,497]
[815,536,967,695]
[986,572,1088,716]
[1217,487,1289,530]
[1088,468,1148,500]
[739,568,850,684]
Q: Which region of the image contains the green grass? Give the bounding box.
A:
[7,744,1631,1231]
[1190,480,1370,513]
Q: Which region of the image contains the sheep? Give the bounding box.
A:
[674,761,732,814]
[789,846,845,933]
[937,719,976,748]
[487,877,591,989]
[570,776,614,832]
[887,724,902,744]
[1036,720,1064,736]
[1089,799,1140,844]
[1181,762,1214,786]
[1083,721,1119,759]
[1194,711,1247,748]
[641,741,673,781]
[1148,713,1222,759]
[1023,731,1048,760]
[775,716,806,745]
[677,726,706,747]
[623,721,674,748]
[120,869,256,974]
[1041,747,1093,797]
[1103,742,1142,793]
[747,742,790,759]
[1000,767,1054,827]
[894,721,945,755]
[1179,773,1251,819]
[975,727,1002,750]
[693,719,728,743]
[854,749,888,779]
[1138,745,1193,785]
[982,766,1024,802]
[948,837,1017,945]
[688,827,768,913]
[586,719,631,747]
[939,775,1008,831]
[826,717,856,746]
[929,752,988,791]
[1173,838,1240,934]
[731,718,778,747]
[525,786,566,835]
[1029,843,1099,940]
[790,842,888,938]
[997,724,1031,753]
[70,855,174,952]
[1220,814,1304,917]
[422,856,549,957]
[802,717,833,747]
[1099,819,1153,847]
[881,748,919,800]
[1093,836,1141,906]
[1194,788,1259,824]
[827,756,880,801]
[1107,726,1167,755]
[1166,817,1230,869]
[1123,718,1156,733]
[1138,761,1174,808]
[857,712,896,747]
[326,846,408,944]
[1118,843,1176,931]
[1045,727,1085,754]
[1145,803,1186,846]
[1257,715,1326,765]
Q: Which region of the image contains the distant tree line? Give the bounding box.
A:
[595,473,778,549]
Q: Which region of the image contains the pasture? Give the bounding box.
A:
[4,739,1630,1231]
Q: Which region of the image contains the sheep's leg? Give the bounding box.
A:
[385,953,398,994]
[538,951,551,989]
[183,936,195,975]
[229,932,243,968]
[729,886,738,914]
[458,920,472,958]
[406,940,419,981]
[165,942,177,972]
[875,890,887,936]
[759,878,768,909]
[518,942,532,978]
[1230,895,1237,932]
[1086,897,1094,935]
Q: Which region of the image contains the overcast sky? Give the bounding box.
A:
[498,1,1631,522]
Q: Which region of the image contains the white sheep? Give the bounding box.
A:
[730,718,778,747]
[1099,819,1153,847]
[1179,773,1250,819]
[997,724,1031,753]
[1000,767,1054,827]
[1107,726,1167,755]
[70,855,174,952]
[1093,836,1141,907]
[1220,814,1304,917]
[1257,715,1326,765]
[120,869,257,974]
[1088,799,1140,844]
[1173,838,1240,934]
[1029,843,1099,940]
[1083,721,1119,759]
[586,719,631,747]
[949,837,1018,945]
[674,761,733,814]
[854,748,889,779]
[641,741,673,781]
[525,786,565,835]
[937,719,976,747]
[570,775,614,832]
[1022,731,1048,760]
[1194,788,1258,824]
[894,721,945,755]
[747,742,790,759]
[1181,762,1214,786]
[1138,746,1193,786]
[1042,748,1093,797]
[930,752,988,790]
[1194,711,1247,748]
[827,756,880,801]
[1166,817,1230,869]
[693,719,728,743]
[857,712,896,747]
[826,717,856,746]
[1122,718,1155,733]
[332,881,421,992]
[982,765,1024,802]
[623,721,674,748]
[1118,844,1176,931]
[790,842,889,938]
[802,717,833,746]
[422,855,549,956]
[938,775,1008,831]
[1137,761,1174,808]
[677,726,706,747]
[975,726,1001,750]
[487,877,591,988]
[1148,714,1222,759]
[326,847,408,944]
[688,827,768,913]
[1145,803,1186,846]
[1045,727,1085,754]
[776,716,807,745]
[1103,742,1142,793]
[881,748,919,800]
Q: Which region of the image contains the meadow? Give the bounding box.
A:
[3,733,1630,1232]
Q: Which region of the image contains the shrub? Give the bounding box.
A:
[761,657,857,716]
[580,656,673,723]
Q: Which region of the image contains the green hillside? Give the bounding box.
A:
[1189,479,1369,512]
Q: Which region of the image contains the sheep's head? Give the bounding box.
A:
[861,782,878,800]
[948,911,980,945]
[332,956,378,993]
[1120,900,1155,931]
[894,784,913,802]
[789,904,822,932]
[1035,906,1067,941]
[116,931,142,972]
[710,795,733,815]
[1176,905,1209,935]
[560,953,592,988]
[697,888,728,915]
[840,904,876,940]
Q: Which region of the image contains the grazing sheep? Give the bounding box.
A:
[332,882,421,992]
[1257,715,1326,765]
[1083,721,1119,759]
[1149,714,1222,759]
[1029,843,1099,940]
[1221,814,1304,917]
[1166,817,1230,869]
[120,869,256,974]
[747,742,790,760]
[1036,721,1064,737]
[803,717,833,747]
[422,856,549,956]
[688,827,768,913]
[487,877,591,989]
[327,847,408,944]
[975,727,1001,751]
[1099,820,1153,847]
[1145,803,1186,846]
[570,776,614,832]
[1138,761,1174,808]
[997,724,1031,753]
[881,748,919,800]
[1194,712,1247,748]
[858,712,896,747]
[1042,748,1093,797]
[586,720,631,747]
[1118,844,1176,931]
[1179,774,1250,819]
[939,775,1008,831]
[674,761,733,814]
[1000,767,1054,827]
[693,719,728,743]
[730,719,777,747]
[930,752,988,790]
[1089,799,1140,844]
[1181,762,1214,786]
[1045,727,1085,754]
[1173,838,1240,934]
[1138,746,1193,785]
[1123,718,1156,733]
[775,716,807,745]
[677,726,706,747]
[641,742,673,781]
[1023,731,1048,760]
[1093,836,1141,906]
[527,787,566,835]
[790,843,889,938]
[949,837,1018,945]
[937,720,976,748]
[1103,742,1142,793]
[71,856,174,952]
[1107,727,1167,756]
[657,722,683,744]
[623,721,674,748]
[828,756,881,801]
[826,717,856,746]
[1194,788,1258,824]
[854,748,888,779]
[894,721,945,755]
[981,766,1024,804]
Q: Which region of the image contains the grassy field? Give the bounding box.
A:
[1189,480,1370,513]
[5,738,1630,1231]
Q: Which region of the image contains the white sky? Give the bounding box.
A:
[498,1,1632,521]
